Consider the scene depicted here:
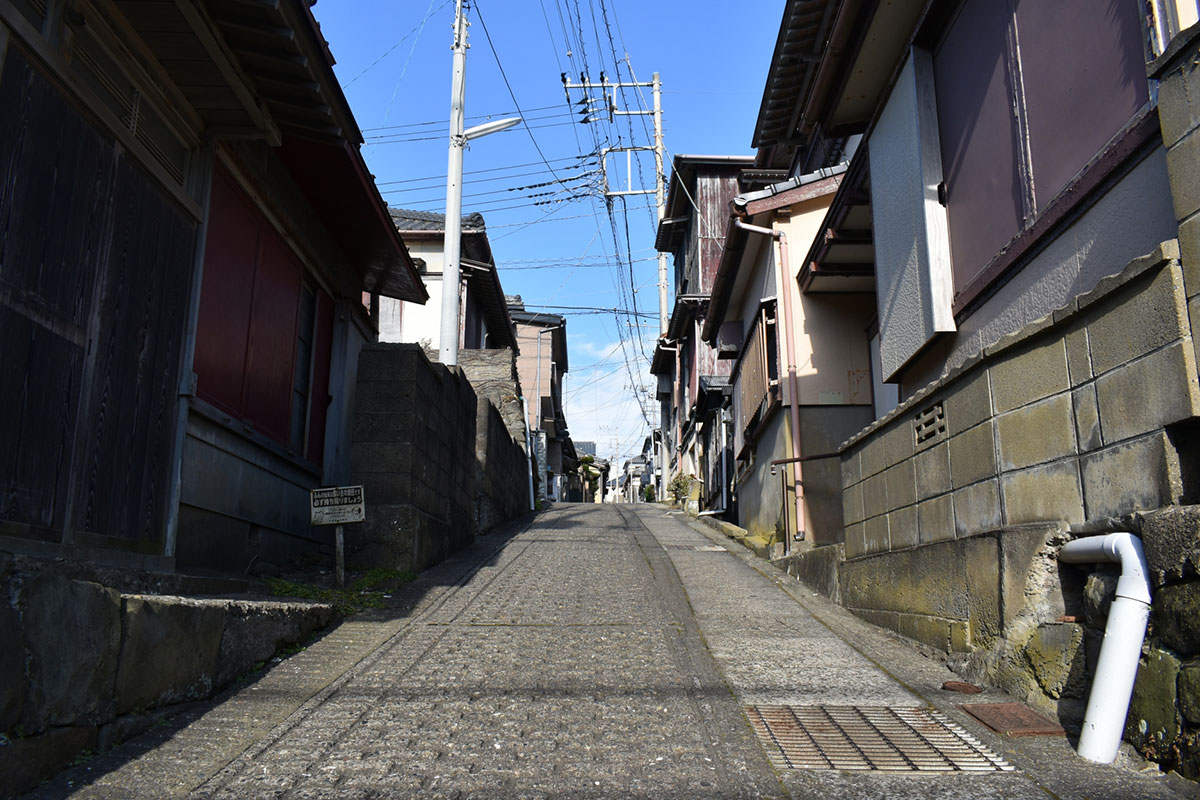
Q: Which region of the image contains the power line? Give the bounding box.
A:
[361,104,568,132]
[474,3,588,199]
[341,0,452,88]
[378,152,597,187]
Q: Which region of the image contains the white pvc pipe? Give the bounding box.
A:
[1058,532,1152,763]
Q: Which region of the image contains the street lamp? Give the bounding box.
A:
[438,0,520,367]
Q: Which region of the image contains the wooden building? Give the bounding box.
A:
[0,0,425,572]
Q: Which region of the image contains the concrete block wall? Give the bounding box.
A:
[351,344,478,573]
[842,243,1197,580]
[836,242,1200,773]
[0,551,334,795]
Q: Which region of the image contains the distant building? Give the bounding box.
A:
[376,210,517,353]
[508,296,575,502]
[575,441,597,457]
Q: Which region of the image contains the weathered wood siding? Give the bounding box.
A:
[75,159,194,544]
[0,44,109,537]
[0,43,195,548]
[695,172,741,295]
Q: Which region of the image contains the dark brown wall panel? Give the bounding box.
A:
[1014,0,1149,208]
[0,45,111,534]
[77,159,195,542]
[934,0,1025,293]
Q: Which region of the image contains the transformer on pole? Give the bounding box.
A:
[562,71,668,337]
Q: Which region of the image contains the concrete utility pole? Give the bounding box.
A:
[562,71,667,335]
[439,0,519,367]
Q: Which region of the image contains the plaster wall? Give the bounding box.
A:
[379,240,446,346]
[868,48,955,382]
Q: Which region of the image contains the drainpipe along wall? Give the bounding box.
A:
[734,218,806,542]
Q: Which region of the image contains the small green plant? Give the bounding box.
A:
[668,473,696,505]
[265,568,416,616]
[642,484,656,503]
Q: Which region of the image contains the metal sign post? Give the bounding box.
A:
[310,485,365,589]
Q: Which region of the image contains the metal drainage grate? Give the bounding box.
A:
[662,544,727,552]
[746,705,1015,773]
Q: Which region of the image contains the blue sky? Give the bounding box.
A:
[313,0,785,464]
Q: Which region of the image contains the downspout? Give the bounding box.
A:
[1057,532,1152,763]
[734,218,806,542]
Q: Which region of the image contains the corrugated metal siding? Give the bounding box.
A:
[695,172,741,294]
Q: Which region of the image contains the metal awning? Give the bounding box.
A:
[796,149,874,293]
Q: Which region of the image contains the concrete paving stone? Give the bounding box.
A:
[24,505,1194,800]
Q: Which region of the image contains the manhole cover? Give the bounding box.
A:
[746,705,1015,773]
[959,703,1064,736]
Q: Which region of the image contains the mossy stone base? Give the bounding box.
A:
[1126,648,1182,757]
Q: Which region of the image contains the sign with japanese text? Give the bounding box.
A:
[310,485,365,526]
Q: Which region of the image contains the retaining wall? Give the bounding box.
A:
[834,242,1200,774]
[0,551,334,796]
[350,344,478,572]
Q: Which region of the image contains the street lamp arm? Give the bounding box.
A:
[464,116,522,141]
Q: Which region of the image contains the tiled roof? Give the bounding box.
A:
[389,208,486,232]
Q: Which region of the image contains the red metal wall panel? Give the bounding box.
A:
[195,165,304,448]
[194,167,258,416]
[241,226,301,443]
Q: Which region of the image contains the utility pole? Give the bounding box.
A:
[440,0,519,367]
[561,72,668,335]
[438,0,468,368]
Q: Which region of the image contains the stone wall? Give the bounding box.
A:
[457,348,528,447]
[0,551,334,795]
[351,344,478,573]
[475,401,531,532]
[456,348,533,532]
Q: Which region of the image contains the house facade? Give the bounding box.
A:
[0,0,425,573]
[509,299,574,502]
[376,210,518,353]
[651,155,751,515]
[733,0,1200,774]
[702,165,876,550]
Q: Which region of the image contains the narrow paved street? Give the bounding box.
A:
[26,505,1189,799]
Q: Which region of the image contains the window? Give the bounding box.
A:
[1147,0,1200,56]
[934,0,1149,294]
[733,301,778,455]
